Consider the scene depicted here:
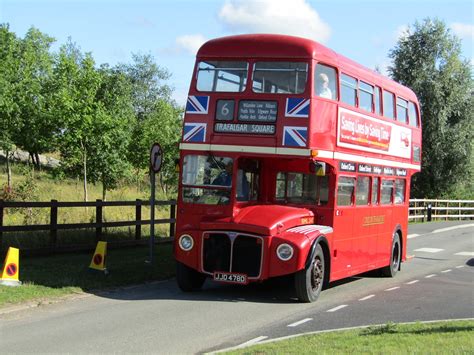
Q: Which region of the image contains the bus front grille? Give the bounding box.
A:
[202,232,263,278]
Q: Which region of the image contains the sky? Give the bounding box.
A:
[1,0,472,105]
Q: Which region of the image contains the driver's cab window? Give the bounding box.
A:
[236,158,260,201]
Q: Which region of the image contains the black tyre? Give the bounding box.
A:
[381,232,401,277]
[295,244,325,303]
[176,262,206,292]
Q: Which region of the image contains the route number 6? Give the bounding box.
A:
[221,103,230,116]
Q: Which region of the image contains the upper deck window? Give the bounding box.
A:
[383,90,395,119]
[315,64,337,100]
[252,62,307,94]
[196,61,248,92]
[396,97,408,123]
[359,81,374,113]
[408,102,419,127]
[340,74,357,107]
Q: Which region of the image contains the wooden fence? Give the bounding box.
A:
[408,199,474,221]
[0,199,176,253]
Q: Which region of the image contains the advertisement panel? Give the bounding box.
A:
[337,108,412,159]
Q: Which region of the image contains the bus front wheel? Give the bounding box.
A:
[176,262,206,292]
[295,243,325,303]
[381,232,401,277]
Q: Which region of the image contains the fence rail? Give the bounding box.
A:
[0,199,176,253]
[408,198,474,221]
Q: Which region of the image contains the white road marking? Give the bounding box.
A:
[425,274,437,278]
[455,252,474,256]
[359,294,375,301]
[432,223,474,234]
[327,305,348,312]
[455,265,465,268]
[407,234,420,239]
[414,247,444,253]
[287,318,313,327]
[441,269,452,273]
[238,336,268,347]
[406,280,419,285]
[385,286,400,291]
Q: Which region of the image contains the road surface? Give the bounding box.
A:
[0,221,472,354]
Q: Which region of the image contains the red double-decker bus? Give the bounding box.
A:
[174,34,421,302]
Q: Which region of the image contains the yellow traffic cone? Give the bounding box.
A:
[0,247,22,286]
[89,241,108,274]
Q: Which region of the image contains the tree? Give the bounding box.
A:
[0,24,20,188]
[388,18,474,198]
[13,27,56,169]
[51,41,102,202]
[120,54,177,190]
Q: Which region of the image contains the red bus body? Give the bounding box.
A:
[174,34,421,301]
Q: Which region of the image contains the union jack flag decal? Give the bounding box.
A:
[285,98,310,118]
[183,123,206,143]
[283,126,308,147]
[186,95,209,114]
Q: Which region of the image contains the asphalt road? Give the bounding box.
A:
[0,221,472,354]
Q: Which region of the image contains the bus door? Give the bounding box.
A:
[377,179,394,266]
[352,175,372,273]
[332,175,356,279]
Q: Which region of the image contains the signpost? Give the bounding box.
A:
[148,143,163,264]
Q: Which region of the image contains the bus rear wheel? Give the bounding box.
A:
[295,244,325,303]
[381,232,401,277]
[176,262,206,292]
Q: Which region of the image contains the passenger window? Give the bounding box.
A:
[337,176,355,206]
[397,97,408,123]
[408,102,419,127]
[253,62,307,94]
[371,177,379,204]
[275,172,327,205]
[374,87,381,116]
[315,64,337,100]
[383,90,395,119]
[356,176,370,205]
[359,81,374,112]
[340,74,357,107]
[381,179,394,204]
[196,61,248,92]
[394,179,406,204]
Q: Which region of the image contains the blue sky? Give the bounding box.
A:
[1,0,472,105]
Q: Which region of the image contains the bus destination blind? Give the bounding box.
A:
[238,101,277,122]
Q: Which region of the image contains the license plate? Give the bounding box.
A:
[213,272,248,284]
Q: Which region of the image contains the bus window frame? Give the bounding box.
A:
[336,175,356,207]
[314,62,339,101]
[251,60,310,95]
[340,73,358,108]
[195,60,250,93]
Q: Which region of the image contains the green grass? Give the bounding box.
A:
[0,244,175,307]
[227,320,474,354]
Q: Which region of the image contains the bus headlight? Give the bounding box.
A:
[178,234,194,251]
[276,243,294,261]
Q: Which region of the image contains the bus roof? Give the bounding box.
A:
[197,34,417,100]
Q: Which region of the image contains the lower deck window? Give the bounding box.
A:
[337,176,355,206]
[395,179,406,204]
[381,179,394,205]
[276,172,328,205]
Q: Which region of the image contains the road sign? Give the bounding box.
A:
[6,263,17,276]
[150,143,163,173]
[93,254,102,266]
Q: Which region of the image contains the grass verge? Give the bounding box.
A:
[226,320,474,354]
[0,244,175,308]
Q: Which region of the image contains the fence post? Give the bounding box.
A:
[50,199,58,249]
[427,203,432,222]
[169,200,176,238]
[135,199,141,240]
[96,199,102,242]
[0,199,4,247]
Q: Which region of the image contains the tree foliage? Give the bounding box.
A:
[388,18,473,198]
[0,24,182,200]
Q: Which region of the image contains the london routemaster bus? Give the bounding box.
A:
[174,34,421,302]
